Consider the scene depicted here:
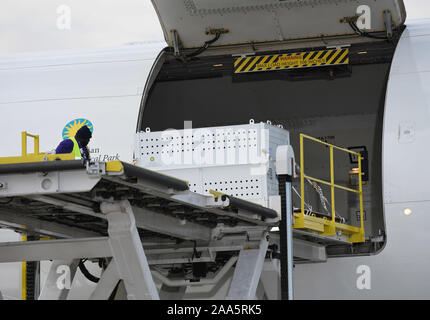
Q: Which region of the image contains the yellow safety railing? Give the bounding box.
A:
[21,131,40,156]
[294,133,365,243]
[0,132,75,164]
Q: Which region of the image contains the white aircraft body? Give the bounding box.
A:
[0,0,429,299]
[0,42,165,162]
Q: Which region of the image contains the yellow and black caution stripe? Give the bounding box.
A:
[234,49,349,74]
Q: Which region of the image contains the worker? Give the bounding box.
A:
[56,125,92,161]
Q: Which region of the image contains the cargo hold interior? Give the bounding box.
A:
[139,39,399,257]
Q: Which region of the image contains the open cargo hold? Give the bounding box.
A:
[138,0,406,256]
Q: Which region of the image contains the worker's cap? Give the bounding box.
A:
[76,125,92,139]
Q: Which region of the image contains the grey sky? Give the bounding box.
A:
[0,0,428,55]
[0,0,164,54]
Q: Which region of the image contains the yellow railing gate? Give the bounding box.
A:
[294,133,365,243]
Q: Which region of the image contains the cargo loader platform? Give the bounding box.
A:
[0,158,284,299]
[0,128,366,299]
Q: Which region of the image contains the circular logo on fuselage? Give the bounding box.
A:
[62,118,94,140]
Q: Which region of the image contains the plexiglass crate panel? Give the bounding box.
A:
[135,122,290,206]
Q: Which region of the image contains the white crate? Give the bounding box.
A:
[135,121,290,207]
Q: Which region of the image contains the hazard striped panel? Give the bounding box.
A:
[234,49,349,74]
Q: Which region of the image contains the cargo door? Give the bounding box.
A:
[151,0,406,49]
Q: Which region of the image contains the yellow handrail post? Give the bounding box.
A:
[21,234,27,300]
[350,154,366,243]
[34,134,40,155]
[322,146,336,236]
[294,134,305,228]
[21,131,27,156]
